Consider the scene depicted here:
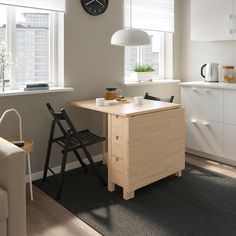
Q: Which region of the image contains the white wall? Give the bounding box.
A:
[0,0,180,173]
[181,0,236,82]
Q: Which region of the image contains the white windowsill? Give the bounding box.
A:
[121,79,181,86]
[0,87,74,97]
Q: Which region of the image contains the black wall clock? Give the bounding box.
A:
[81,0,108,16]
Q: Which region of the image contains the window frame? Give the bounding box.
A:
[3,5,64,89]
[123,0,174,84]
[124,31,173,84]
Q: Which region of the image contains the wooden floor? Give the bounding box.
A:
[27,154,236,236]
[186,153,236,178]
[27,187,101,236]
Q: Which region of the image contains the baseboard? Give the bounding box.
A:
[25,154,104,183]
[186,148,236,168]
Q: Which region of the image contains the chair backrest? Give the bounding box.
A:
[46,103,77,137]
[144,92,174,103]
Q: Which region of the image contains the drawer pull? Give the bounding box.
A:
[116,115,119,119]
[116,157,119,162]
[191,119,210,126]
[192,87,210,93]
[192,87,198,92]
[116,136,119,140]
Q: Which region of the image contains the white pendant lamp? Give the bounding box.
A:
[111,0,151,47]
[111,29,151,46]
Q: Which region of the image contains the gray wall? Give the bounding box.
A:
[181,0,236,82]
[0,0,181,174]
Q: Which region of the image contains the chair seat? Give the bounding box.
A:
[76,129,105,145]
[53,129,105,151]
[0,187,8,222]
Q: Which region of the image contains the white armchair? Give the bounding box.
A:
[0,137,26,236]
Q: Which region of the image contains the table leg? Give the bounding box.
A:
[107,114,114,191]
[108,180,115,192]
[123,190,134,200]
[27,154,34,201]
[176,171,182,177]
[102,113,108,165]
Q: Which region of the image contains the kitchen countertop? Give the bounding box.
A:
[180,81,236,90]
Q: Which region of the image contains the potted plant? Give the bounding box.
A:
[0,42,14,92]
[131,64,155,82]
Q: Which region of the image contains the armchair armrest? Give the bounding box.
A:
[0,137,26,236]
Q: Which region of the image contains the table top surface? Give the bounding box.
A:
[71,98,181,117]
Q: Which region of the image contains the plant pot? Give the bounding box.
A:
[131,72,155,82]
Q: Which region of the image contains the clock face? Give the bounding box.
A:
[81,0,108,16]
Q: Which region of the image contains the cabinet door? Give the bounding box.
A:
[223,90,236,161]
[191,0,233,41]
[223,123,236,161]
[224,90,236,125]
[181,86,223,122]
[185,117,223,156]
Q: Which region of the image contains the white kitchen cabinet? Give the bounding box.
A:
[191,0,236,41]
[185,117,223,156]
[181,82,236,166]
[223,124,236,161]
[181,86,223,122]
[223,89,236,161]
[224,89,236,125]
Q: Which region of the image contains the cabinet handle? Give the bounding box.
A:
[116,136,119,140]
[116,157,119,162]
[192,88,210,93]
[191,119,210,126]
[191,87,198,92]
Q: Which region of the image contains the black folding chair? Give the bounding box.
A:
[42,103,106,199]
[144,92,174,103]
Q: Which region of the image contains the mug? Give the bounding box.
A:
[133,96,143,105]
[96,98,105,106]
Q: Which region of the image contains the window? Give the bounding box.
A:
[124,0,174,83]
[125,31,163,77]
[15,8,50,84]
[0,5,6,43]
[0,0,65,90]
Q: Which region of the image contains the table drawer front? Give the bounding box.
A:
[111,135,124,158]
[112,156,124,172]
[112,170,124,187]
[111,115,124,137]
[111,156,124,187]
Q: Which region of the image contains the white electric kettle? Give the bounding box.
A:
[201,63,219,82]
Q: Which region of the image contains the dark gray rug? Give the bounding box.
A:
[34,163,236,236]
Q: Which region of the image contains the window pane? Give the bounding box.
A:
[15,7,50,84]
[125,47,138,74]
[0,5,7,43]
[141,31,161,75]
[125,31,161,76]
